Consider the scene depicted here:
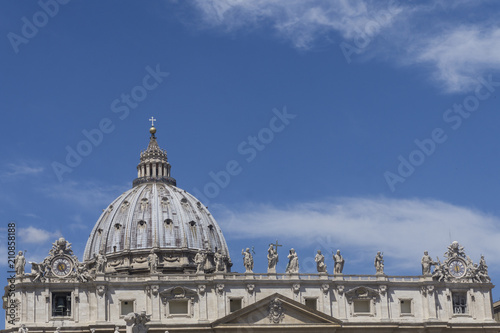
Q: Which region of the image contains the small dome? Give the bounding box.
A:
[83,124,231,274]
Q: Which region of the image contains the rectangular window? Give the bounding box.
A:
[353,300,370,313]
[169,300,188,315]
[229,298,242,313]
[52,292,71,317]
[400,299,412,315]
[121,300,134,316]
[305,298,317,310]
[453,293,467,314]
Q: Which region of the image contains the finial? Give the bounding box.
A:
[149,117,157,135]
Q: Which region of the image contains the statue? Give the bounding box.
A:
[96,250,107,273]
[90,329,95,333]
[18,324,28,333]
[147,249,158,273]
[267,243,279,274]
[333,250,344,274]
[124,311,150,333]
[31,260,48,282]
[15,251,26,276]
[194,249,207,274]
[421,251,435,276]
[54,328,61,333]
[114,327,120,333]
[76,262,94,282]
[315,250,327,273]
[285,248,299,274]
[374,251,384,275]
[214,249,225,272]
[241,248,254,273]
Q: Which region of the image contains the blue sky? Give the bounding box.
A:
[2,0,500,324]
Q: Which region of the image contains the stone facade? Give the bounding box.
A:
[3,125,499,333]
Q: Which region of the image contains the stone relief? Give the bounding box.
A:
[268,298,285,324]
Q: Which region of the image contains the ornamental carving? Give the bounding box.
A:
[432,241,490,283]
[268,298,285,324]
[246,284,255,294]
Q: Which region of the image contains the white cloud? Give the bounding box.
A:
[184,0,500,93]
[0,162,44,180]
[40,180,127,210]
[215,197,500,270]
[18,226,62,244]
[189,0,402,49]
[412,26,500,93]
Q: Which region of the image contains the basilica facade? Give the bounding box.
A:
[3,125,499,332]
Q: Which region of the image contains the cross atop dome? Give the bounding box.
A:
[149,116,157,136]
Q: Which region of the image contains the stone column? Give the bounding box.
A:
[74,287,79,323]
[141,164,145,177]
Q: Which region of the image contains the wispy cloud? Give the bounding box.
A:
[39,180,127,210]
[18,226,62,244]
[183,0,500,93]
[215,197,500,270]
[0,162,44,180]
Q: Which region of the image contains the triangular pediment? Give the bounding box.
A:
[213,293,342,330]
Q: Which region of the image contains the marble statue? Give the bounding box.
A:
[18,324,28,333]
[31,260,48,282]
[267,243,279,274]
[374,251,384,275]
[421,251,435,275]
[214,249,225,272]
[242,248,254,273]
[15,251,26,276]
[96,251,107,273]
[54,327,61,333]
[333,250,344,274]
[114,326,120,333]
[147,249,158,273]
[194,249,207,274]
[285,248,299,274]
[124,311,150,333]
[315,250,327,273]
[76,262,94,282]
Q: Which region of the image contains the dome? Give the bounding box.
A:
[83,123,231,274]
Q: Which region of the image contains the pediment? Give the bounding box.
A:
[213,293,341,329]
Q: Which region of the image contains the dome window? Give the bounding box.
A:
[164,218,173,226]
[208,225,214,231]
[114,223,122,230]
[138,220,147,228]
[189,221,196,227]
[97,228,103,235]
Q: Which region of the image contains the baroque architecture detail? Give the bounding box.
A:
[3,123,498,333]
